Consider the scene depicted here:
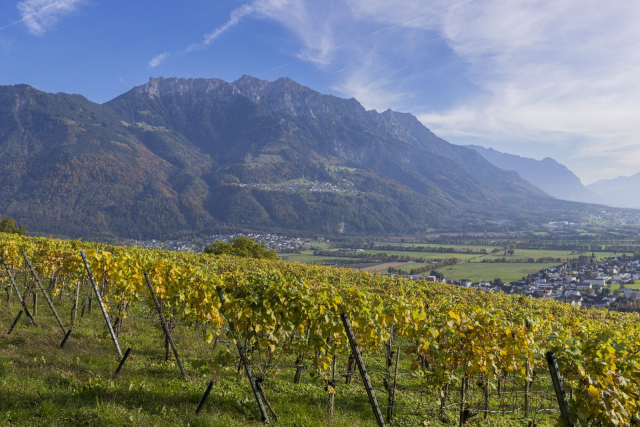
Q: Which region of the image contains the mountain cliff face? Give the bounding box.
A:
[0,76,593,240]
[466,145,602,204]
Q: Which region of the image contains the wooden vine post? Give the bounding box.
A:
[294,327,311,384]
[340,313,386,427]
[22,251,68,338]
[546,351,574,427]
[144,272,186,379]
[214,286,270,423]
[7,310,23,335]
[2,257,36,326]
[81,251,122,358]
[345,352,356,384]
[71,279,81,325]
[196,380,215,415]
[483,377,489,419]
[113,347,132,378]
[459,376,469,427]
[524,362,531,418]
[327,354,337,419]
[387,346,400,423]
[384,326,400,424]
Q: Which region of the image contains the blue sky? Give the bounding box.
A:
[1,0,639,184]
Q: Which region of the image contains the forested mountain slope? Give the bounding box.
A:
[0,77,601,239]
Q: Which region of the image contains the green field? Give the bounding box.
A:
[308,240,332,250]
[278,251,361,264]
[281,249,486,264]
[374,242,499,252]
[282,240,626,284]
[480,249,618,262]
[351,249,483,261]
[393,262,433,273]
[436,262,559,282]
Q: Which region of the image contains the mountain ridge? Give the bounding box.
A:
[587,173,640,209]
[0,76,610,240]
[466,145,602,204]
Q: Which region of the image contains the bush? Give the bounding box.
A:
[204,236,278,260]
[0,216,26,236]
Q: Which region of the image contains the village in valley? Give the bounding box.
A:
[426,255,640,311]
[130,228,640,312]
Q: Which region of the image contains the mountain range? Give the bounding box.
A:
[0,76,609,240]
[466,145,601,204]
[587,174,640,209]
[467,145,640,210]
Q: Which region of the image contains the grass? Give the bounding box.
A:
[374,242,499,252]
[0,289,558,426]
[356,249,482,261]
[0,295,382,426]
[479,249,618,262]
[436,262,559,282]
[279,249,483,264]
[393,263,433,273]
[278,252,363,264]
[308,240,332,250]
[278,246,575,281]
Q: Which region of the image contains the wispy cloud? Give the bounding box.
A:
[155,0,340,68]
[148,1,265,67]
[387,0,640,180]
[148,52,169,68]
[186,3,256,52]
[144,0,640,180]
[256,0,640,180]
[5,0,86,35]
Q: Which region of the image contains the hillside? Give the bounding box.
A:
[0,76,605,240]
[466,145,602,204]
[0,233,637,426]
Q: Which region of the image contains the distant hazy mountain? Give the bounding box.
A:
[0,76,604,240]
[466,145,602,204]
[587,174,640,209]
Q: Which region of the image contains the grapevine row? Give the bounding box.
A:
[1,233,638,426]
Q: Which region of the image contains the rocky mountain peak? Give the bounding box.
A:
[136,77,231,98]
[232,74,269,93]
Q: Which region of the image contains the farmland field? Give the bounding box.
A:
[280,235,637,284]
[278,244,595,281]
[349,249,483,261]
[373,242,499,252]
[479,249,618,261]
[278,251,361,264]
[435,262,559,282]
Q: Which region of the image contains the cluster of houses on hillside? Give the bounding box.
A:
[393,257,640,311]
[239,180,360,196]
[133,233,307,253]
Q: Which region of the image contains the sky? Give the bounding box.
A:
[1,0,639,184]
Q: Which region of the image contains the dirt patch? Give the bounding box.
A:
[359,262,413,272]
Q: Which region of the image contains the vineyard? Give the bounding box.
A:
[1,233,639,426]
